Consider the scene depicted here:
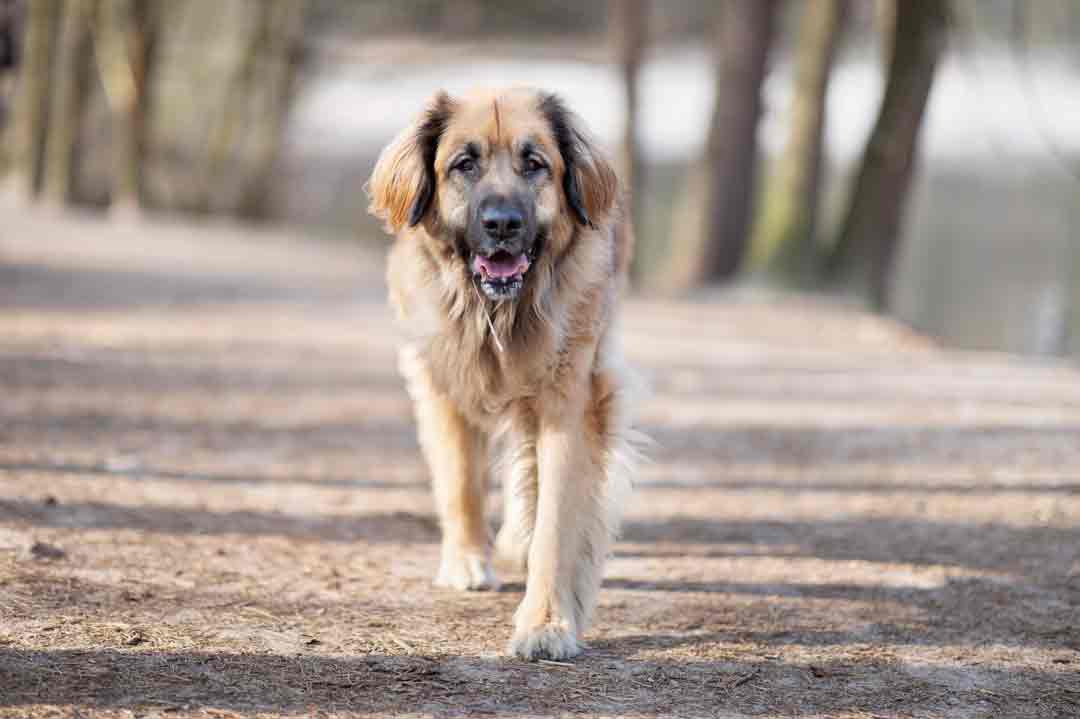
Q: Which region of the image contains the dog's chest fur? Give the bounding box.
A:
[387,230,614,429]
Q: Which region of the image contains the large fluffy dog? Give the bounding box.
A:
[368,88,638,660]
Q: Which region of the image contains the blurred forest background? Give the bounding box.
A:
[0,0,1077,357]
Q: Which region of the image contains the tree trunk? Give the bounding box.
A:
[610,0,646,274]
[874,0,894,69]
[0,0,18,123]
[93,0,157,216]
[1,0,59,202]
[1069,242,1080,357]
[749,0,846,285]
[827,0,946,310]
[663,0,778,289]
[41,0,96,207]
[237,0,307,219]
[0,0,16,72]
[193,1,267,214]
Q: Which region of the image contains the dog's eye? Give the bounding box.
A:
[453,157,477,174]
[523,156,546,175]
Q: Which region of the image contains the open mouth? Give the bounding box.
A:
[471,250,531,300]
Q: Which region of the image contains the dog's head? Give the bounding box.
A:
[368,88,617,301]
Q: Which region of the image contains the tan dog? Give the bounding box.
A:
[368,88,639,660]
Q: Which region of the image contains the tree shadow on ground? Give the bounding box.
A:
[619,516,1080,576]
[648,360,1080,406]
[0,498,439,543]
[1,647,1076,717]
[646,423,1080,467]
[0,261,371,311]
[0,460,427,491]
[0,350,403,395]
[600,576,1080,652]
[4,497,1078,573]
[633,475,1080,494]
[1,412,419,454]
[42,459,1079,496]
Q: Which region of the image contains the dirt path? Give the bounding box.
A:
[2,211,1078,718]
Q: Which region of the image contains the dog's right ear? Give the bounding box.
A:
[367,91,455,233]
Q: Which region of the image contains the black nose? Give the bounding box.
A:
[479,198,524,241]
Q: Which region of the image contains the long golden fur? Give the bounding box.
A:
[368,87,639,660]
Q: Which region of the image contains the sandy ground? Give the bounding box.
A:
[1,211,1078,718]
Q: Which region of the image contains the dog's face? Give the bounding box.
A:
[369,89,617,301]
[435,94,562,300]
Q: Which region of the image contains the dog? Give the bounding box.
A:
[367,88,639,660]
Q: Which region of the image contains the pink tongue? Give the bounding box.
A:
[473,252,529,279]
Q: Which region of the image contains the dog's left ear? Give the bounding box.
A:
[367,91,455,233]
[539,93,618,229]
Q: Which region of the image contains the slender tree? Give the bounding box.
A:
[93,0,158,216]
[663,0,779,289]
[237,0,308,219]
[1,0,59,202]
[41,0,96,206]
[827,0,947,309]
[0,0,18,173]
[195,0,307,217]
[610,0,647,267]
[0,0,17,91]
[874,0,894,67]
[192,1,267,214]
[749,0,847,284]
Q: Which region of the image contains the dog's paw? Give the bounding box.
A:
[507,622,582,661]
[435,548,499,591]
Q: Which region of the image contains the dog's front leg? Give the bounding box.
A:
[508,389,607,660]
[421,392,498,591]
[401,349,497,591]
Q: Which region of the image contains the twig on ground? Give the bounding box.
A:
[538,658,576,668]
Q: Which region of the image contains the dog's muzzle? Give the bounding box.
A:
[469,195,536,301]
